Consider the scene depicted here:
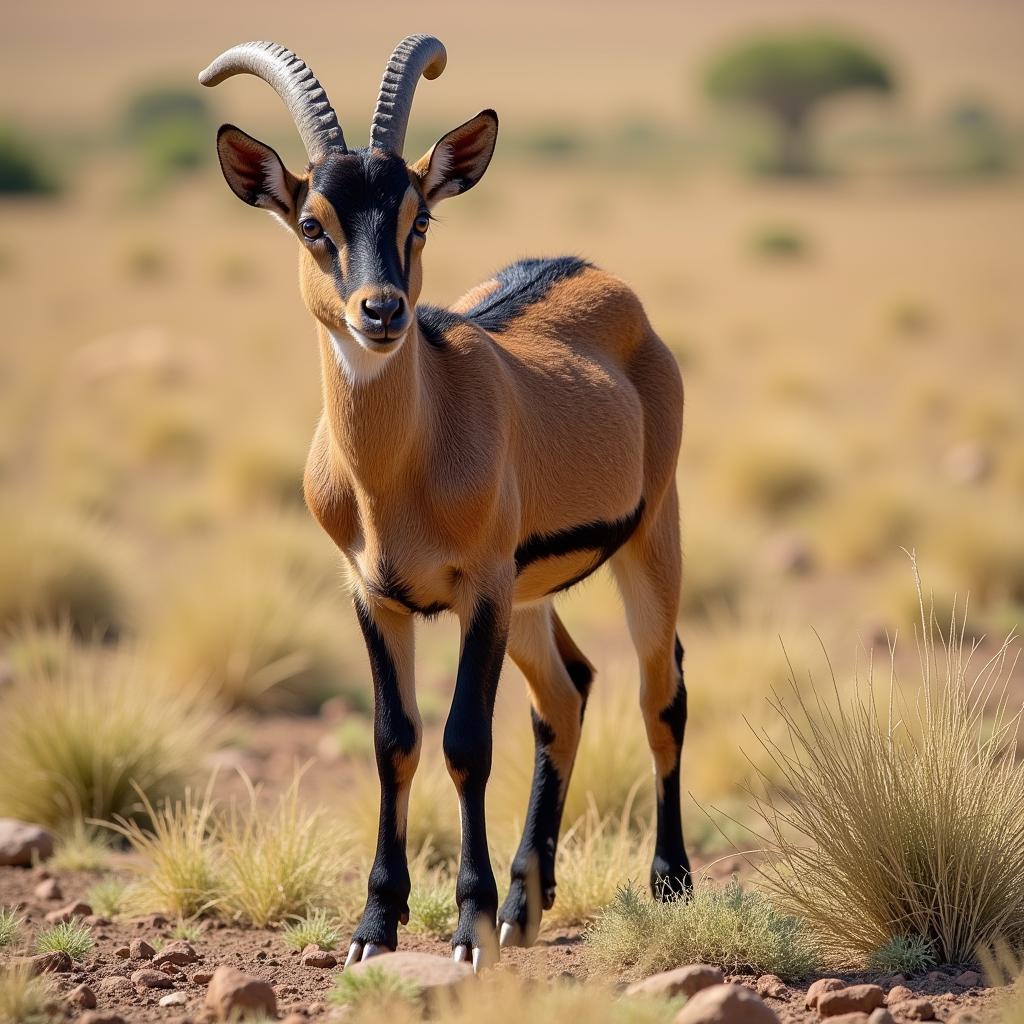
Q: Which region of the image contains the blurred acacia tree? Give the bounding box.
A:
[705,30,894,175]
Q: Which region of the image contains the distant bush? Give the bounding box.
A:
[0,123,59,196]
[945,100,1012,177]
[121,85,211,184]
[752,564,1024,964]
[0,631,217,831]
[720,443,828,517]
[585,878,819,981]
[706,30,894,175]
[751,223,810,260]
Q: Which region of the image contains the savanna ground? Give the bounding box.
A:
[2,2,1024,1022]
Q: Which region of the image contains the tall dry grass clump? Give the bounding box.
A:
[0,629,217,831]
[750,562,1024,965]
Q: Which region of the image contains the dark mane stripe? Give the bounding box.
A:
[417,255,593,346]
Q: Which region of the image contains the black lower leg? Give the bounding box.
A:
[651,634,691,899]
[353,602,419,949]
[444,596,507,953]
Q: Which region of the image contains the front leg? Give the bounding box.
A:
[346,600,420,966]
[443,588,510,971]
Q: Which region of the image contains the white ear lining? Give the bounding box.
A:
[257,154,292,210]
[422,142,454,198]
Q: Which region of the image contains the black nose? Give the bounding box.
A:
[361,295,406,332]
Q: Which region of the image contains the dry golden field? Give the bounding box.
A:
[1,2,1024,1022]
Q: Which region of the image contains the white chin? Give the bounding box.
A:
[346,324,407,353]
[327,325,404,383]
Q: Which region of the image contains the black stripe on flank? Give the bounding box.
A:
[515,498,646,592]
[416,255,593,347]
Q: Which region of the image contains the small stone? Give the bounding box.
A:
[806,980,846,1010]
[626,964,725,999]
[825,1015,868,1024]
[886,986,914,1006]
[154,941,200,966]
[114,946,130,959]
[900,998,936,1021]
[77,1014,127,1024]
[131,968,175,990]
[66,983,97,1009]
[18,951,72,975]
[925,972,950,986]
[674,983,779,1024]
[0,818,55,866]
[147,913,170,928]
[99,976,132,994]
[345,952,473,1005]
[85,915,111,927]
[130,938,157,960]
[159,961,182,976]
[45,900,92,923]
[868,1010,896,1024]
[159,992,189,1007]
[756,974,787,999]
[191,969,215,985]
[34,877,62,901]
[954,971,982,989]
[280,1015,306,1024]
[819,985,886,1017]
[948,1012,981,1024]
[204,966,277,1021]
[300,944,337,969]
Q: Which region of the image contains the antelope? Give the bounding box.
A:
[200,34,690,970]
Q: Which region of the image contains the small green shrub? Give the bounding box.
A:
[35,920,94,960]
[585,878,819,981]
[49,822,112,873]
[0,907,23,948]
[0,124,59,196]
[406,859,456,938]
[329,965,421,1010]
[751,224,809,260]
[85,877,128,918]
[170,919,202,942]
[121,85,211,183]
[868,934,937,975]
[282,908,342,951]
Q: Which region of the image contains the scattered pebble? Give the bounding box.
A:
[300,943,338,969]
[129,938,157,960]
[346,951,474,1005]
[901,998,936,1021]
[131,968,175,990]
[114,946,130,960]
[77,1014,127,1024]
[45,900,92,923]
[627,964,725,1000]
[205,966,277,1021]
[98,976,133,995]
[153,940,200,966]
[191,969,215,985]
[954,971,982,989]
[886,985,915,1005]
[756,974,788,999]
[17,950,72,976]
[159,992,189,1007]
[0,818,55,866]
[34,877,62,901]
[819,984,886,1017]
[868,1010,896,1024]
[806,980,846,1010]
[824,1014,868,1024]
[66,983,97,1010]
[674,983,779,1024]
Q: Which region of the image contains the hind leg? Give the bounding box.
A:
[611,489,691,898]
[498,601,594,947]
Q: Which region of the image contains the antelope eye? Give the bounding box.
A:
[413,213,430,236]
[300,218,323,240]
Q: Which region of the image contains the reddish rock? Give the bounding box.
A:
[113,946,130,959]
[0,818,55,866]
[674,983,779,1024]
[868,1010,896,1024]
[191,969,215,985]
[627,964,725,1000]
[34,877,62,901]
[77,1014,127,1024]
[153,940,200,966]
[954,971,982,989]
[18,950,72,975]
[158,960,182,976]
[129,938,156,960]
[66,983,97,1009]
[98,976,132,995]
[806,980,846,1010]
[159,991,189,1007]
[824,1015,868,1024]
[886,986,914,1006]
[756,974,787,999]
[819,985,886,1017]
[131,968,175,990]
[300,944,337,968]
[900,998,936,1021]
[346,951,473,1005]
[204,966,277,1021]
[45,901,92,923]
[84,915,111,927]
[948,1012,981,1024]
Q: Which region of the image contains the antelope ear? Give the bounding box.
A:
[215,124,303,219]
[411,110,498,206]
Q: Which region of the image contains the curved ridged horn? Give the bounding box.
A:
[198,41,346,160]
[369,34,447,155]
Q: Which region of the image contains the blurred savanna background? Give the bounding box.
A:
[1,0,1023,977]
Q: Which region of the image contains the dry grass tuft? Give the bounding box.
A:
[282,908,342,951]
[85,877,129,918]
[0,963,57,1024]
[104,780,223,919]
[585,877,818,981]
[0,630,217,831]
[406,846,457,938]
[218,771,351,927]
[34,920,94,960]
[750,561,1024,965]
[48,822,113,873]
[0,908,22,949]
